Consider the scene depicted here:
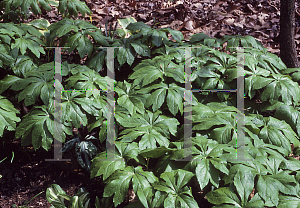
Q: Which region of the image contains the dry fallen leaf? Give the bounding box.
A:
[183,20,195,31]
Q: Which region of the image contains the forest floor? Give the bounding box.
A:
[0,0,300,207]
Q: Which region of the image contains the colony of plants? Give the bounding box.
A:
[1,0,300,207]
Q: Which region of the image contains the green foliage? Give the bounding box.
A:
[117,110,179,150]
[206,171,265,207]
[0,95,21,137]
[15,104,62,151]
[0,0,90,23]
[153,169,198,208]
[0,22,45,67]
[48,18,109,58]
[184,136,232,190]
[104,166,158,207]
[0,65,54,106]
[61,133,98,171]
[0,0,52,23]
[57,0,91,18]
[1,7,300,207]
[46,184,105,208]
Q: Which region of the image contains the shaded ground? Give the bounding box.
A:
[0,138,104,207]
[1,0,300,207]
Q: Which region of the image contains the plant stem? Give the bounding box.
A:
[146,158,149,171]
[23,191,44,206]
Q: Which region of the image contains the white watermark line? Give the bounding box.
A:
[46,47,71,161]
[176,46,252,161]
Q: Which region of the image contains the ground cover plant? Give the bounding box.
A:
[1,0,300,207]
